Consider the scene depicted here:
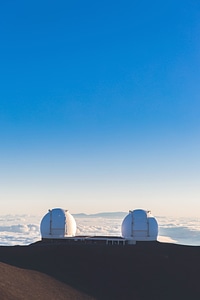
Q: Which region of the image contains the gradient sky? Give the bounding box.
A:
[0,0,200,216]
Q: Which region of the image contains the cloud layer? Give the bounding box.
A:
[0,214,200,246]
[0,215,41,246]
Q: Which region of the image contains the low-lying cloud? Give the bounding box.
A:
[0,215,41,246]
[0,213,199,246]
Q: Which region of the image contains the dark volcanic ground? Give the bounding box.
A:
[0,241,199,299]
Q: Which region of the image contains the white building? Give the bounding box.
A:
[40,208,77,239]
[121,209,158,242]
[40,207,158,245]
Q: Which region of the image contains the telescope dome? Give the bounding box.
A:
[40,208,76,239]
[121,209,158,241]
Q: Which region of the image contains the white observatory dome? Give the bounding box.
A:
[121,209,158,241]
[40,208,77,239]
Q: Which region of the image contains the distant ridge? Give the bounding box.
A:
[73,212,127,218]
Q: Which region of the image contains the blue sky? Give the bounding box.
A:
[0,0,200,216]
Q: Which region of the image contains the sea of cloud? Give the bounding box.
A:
[0,213,200,246]
[157,216,200,245]
[0,215,41,246]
